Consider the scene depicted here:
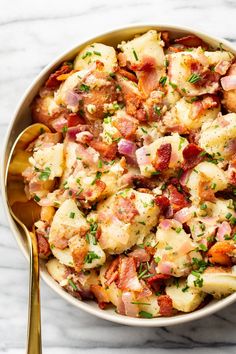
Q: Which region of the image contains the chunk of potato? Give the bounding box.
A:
[136,133,188,177]
[95,189,159,254]
[199,113,236,159]
[118,30,165,68]
[74,43,117,73]
[187,266,236,298]
[29,143,64,179]
[166,278,205,312]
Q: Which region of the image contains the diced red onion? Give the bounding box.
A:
[65,90,81,107]
[158,261,174,275]
[51,116,68,132]
[221,75,236,91]
[174,207,192,224]
[136,146,151,168]
[122,292,139,317]
[118,139,137,164]
[216,221,232,241]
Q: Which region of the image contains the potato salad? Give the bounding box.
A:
[22,30,236,318]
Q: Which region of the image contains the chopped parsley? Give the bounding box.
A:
[84,251,100,264]
[188,73,201,84]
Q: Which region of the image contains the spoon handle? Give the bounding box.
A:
[26,229,42,354]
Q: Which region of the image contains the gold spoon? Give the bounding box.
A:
[5,123,50,354]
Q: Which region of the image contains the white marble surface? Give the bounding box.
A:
[1,0,236,352]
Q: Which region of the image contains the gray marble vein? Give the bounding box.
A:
[1,0,236,353]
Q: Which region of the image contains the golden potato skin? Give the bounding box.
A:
[222,63,236,113]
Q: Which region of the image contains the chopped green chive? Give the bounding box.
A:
[68,279,78,291]
[139,311,153,318]
[84,251,100,264]
[38,167,51,181]
[91,171,102,185]
[226,212,232,220]
[79,84,90,93]
[159,76,167,86]
[69,212,75,219]
[132,48,138,61]
[34,195,40,202]
[200,203,207,210]
[188,73,201,84]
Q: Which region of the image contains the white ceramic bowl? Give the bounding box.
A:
[2,24,236,326]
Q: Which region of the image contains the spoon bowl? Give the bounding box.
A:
[5,122,50,354]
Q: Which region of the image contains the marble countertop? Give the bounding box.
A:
[1,0,236,352]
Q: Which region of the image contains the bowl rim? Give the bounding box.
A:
[1,22,236,327]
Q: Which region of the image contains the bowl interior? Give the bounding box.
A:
[2,24,236,326]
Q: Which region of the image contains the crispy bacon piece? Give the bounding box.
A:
[147,273,171,285]
[208,241,235,266]
[113,116,138,140]
[157,295,173,317]
[136,108,147,122]
[136,280,153,300]
[191,95,219,120]
[198,177,215,202]
[114,195,139,223]
[132,175,159,189]
[90,285,110,309]
[67,113,86,127]
[132,56,159,98]
[167,185,189,212]
[138,68,159,98]
[117,52,127,67]
[161,31,170,47]
[89,140,117,160]
[174,35,208,48]
[71,238,89,273]
[182,143,204,170]
[118,257,142,291]
[37,234,51,258]
[45,64,72,89]
[105,258,119,286]
[154,195,170,213]
[153,143,172,171]
[128,248,150,263]
[117,67,138,83]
